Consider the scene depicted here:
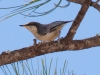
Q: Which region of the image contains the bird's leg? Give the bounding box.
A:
[58,31,61,48]
[33,39,37,45]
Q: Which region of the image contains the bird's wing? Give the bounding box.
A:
[37,21,64,35]
[48,21,67,32]
[37,25,49,35]
[38,21,72,35]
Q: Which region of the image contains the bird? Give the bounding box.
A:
[19,20,73,43]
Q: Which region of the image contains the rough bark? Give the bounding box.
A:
[65,0,91,41]
[0,36,100,66]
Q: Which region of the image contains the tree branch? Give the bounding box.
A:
[69,0,100,12]
[65,0,91,41]
[0,36,100,66]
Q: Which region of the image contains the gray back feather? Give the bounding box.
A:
[47,21,67,32]
[38,21,67,35]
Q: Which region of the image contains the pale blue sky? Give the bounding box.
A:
[0,0,100,75]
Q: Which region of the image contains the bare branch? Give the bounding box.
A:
[69,0,100,12]
[0,36,100,66]
[65,0,91,41]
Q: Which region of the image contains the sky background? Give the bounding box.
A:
[0,0,100,75]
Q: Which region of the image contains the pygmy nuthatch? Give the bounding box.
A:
[19,20,73,42]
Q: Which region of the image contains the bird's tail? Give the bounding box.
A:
[64,20,73,23]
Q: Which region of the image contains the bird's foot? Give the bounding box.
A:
[38,41,47,44]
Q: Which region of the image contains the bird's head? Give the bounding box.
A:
[19,22,41,33]
[20,22,40,28]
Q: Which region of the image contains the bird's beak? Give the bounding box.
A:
[19,25,26,27]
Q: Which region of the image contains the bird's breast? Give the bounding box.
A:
[33,30,59,42]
